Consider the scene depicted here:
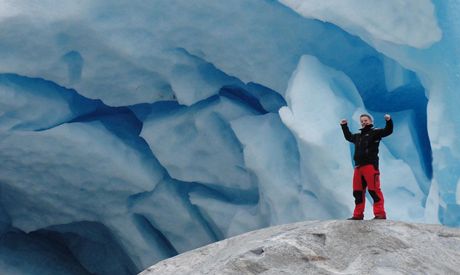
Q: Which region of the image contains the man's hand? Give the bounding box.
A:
[340,119,348,125]
[384,114,391,121]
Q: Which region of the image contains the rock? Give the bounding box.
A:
[140,220,460,274]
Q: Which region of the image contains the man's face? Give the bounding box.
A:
[360,116,372,128]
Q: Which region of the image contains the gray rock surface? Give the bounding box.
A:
[140,220,460,274]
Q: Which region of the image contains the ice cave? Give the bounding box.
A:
[0,0,459,274]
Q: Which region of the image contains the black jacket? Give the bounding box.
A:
[341,119,393,168]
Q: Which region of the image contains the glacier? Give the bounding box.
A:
[0,0,459,274]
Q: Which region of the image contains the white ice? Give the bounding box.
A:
[279,0,441,48]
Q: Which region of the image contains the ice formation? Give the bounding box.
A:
[0,0,458,274]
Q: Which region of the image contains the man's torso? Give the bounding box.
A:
[353,127,381,168]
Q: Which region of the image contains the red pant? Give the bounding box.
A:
[352,164,386,219]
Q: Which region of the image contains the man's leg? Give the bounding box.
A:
[352,167,366,219]
[362,165,386,218]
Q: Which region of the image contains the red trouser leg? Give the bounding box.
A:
[360,165,386,218]
[352,167,366,219]
[361,165,386,217]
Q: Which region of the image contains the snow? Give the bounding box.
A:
[0,0,459,274]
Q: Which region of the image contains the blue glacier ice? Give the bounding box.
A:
[0,0,459,274]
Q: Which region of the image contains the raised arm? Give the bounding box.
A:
[376,114,393,138]
[340,119,355,142]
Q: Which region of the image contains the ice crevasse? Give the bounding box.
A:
[0,0,459,274]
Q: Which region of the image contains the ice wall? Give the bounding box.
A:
[280,0,460,225]
[0,0,458,273]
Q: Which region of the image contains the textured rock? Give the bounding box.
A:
[140,220,460,274]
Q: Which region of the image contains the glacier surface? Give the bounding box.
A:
[0,0,459,274]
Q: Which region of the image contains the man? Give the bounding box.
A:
[340,113,393,220]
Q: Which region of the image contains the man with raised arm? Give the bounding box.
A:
[340,114,393,220]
